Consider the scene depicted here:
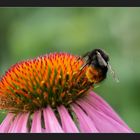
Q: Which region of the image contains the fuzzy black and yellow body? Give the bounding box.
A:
[80,49,109,84]
[86,66,107,83]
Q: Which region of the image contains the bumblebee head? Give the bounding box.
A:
[96,49,109,62]
[89,49,109,68]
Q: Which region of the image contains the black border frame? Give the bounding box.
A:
[0,133,139,140]
[0,0,140,7]
[0,1,140,140]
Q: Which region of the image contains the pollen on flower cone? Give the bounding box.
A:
[0,52,92,113]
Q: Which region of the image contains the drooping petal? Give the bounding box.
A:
[43,106,63,133]
[76,99,132,133]
[8,113,22,133]
[57,105,79,133]
[12,113,29,133]
[0,113,14,133]
[87,91,133,132]
[30,111,42,133]
[71,103,99,133]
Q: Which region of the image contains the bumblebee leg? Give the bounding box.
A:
[76,51,89,61]
[76,56,82,61]
[82,51,90,58]
[80,63,88,70]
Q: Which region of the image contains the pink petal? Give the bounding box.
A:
[30,111,42,133]
[88,91,133,132]
[71,103,99,133]
[8,113,22,133]
[0,113,14,133]
[43,106,63,133]
[13,113,29,133]
[76,99,132,133]
[57,105,79,133]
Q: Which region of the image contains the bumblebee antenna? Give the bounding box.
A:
[107,63,119,83]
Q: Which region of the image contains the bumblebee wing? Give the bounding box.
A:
[96,51,108,67]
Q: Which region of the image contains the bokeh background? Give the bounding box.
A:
[0,8,140,132]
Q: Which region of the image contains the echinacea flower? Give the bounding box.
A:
[0,52,133,133]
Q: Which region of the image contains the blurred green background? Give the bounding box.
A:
[0,8,140,132]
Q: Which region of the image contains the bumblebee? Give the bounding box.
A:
[79,48,119,84]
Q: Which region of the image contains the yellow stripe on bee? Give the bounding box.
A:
[86,66,101,83]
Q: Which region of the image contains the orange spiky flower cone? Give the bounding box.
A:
[0,53,92,113]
